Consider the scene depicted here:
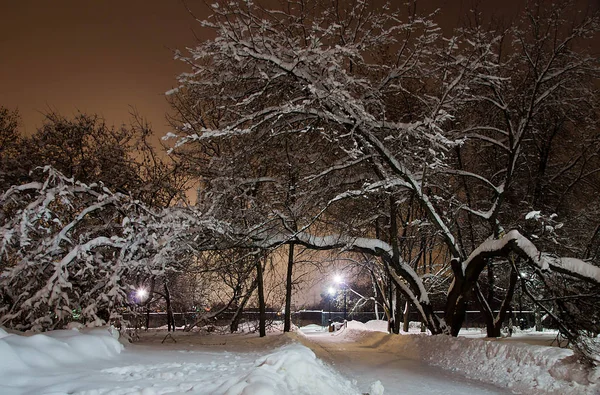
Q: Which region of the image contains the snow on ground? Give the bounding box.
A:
[0,326,362,395]
[1,322,598,395]
[299,320,599,395]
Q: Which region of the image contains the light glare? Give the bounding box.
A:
[136,288,148,300]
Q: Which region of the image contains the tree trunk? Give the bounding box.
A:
[535,307,542,332]
[446,258,467,336]
[145,307,150,331]
[229,278,258,333]
[164,282,174,332]
[494,266,519,336]
[393,287,402,334]
[256,255,266,337]
[474,264,519,337]
[283,243,294,332]
[403,302,410,332]
[487,261,495,311]
[372,275,380,320]
[474,283,496,336]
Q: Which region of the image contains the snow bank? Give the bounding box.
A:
[213,343,361,395]
[1,327,360,395]
[401,334,597,395]
[321,320,390,342]
[319,321,598,395]
[0,326,123,377]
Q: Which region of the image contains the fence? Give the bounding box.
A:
[128,309,542,330]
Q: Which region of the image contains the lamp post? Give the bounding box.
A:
[334,275,347,321]
[327,286,336,328]
[136,287,149,330]
[327,287,336,321]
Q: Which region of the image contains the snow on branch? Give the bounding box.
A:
[463,230,600,285]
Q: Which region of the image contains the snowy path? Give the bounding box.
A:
[2,325,595,394]
[299,326,512,395]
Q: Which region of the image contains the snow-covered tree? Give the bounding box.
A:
[441,3,600,349]
[0,167,139,330]
[165,0,600,362]
[0,165,227,331]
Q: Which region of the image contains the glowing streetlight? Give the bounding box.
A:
[136,288,148,303]
[327,286,336,324]
[333,275,347,320]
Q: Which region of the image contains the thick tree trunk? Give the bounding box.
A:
[256,255,266,337]
[393,287,402,334]
[283,243,294,332]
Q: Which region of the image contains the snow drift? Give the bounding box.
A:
[0,326,123,376]
[312,320,599,395]
[212,343,360,395]
[0,327,362,395]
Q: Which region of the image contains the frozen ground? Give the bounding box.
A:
[0,321,598,395]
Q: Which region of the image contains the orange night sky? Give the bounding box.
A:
[1,0,596,137]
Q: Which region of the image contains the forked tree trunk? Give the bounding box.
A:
[229,277,258,333]
[479,265,519,337]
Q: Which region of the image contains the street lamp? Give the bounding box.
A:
[136,288,148,303]
[327,286,336,327]
[327,287,336,321]
[334,275,347,320]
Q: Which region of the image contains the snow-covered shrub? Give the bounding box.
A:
[0,167,149,331]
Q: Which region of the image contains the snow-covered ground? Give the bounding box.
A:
[0,322,598,394]
[0,326,360,395]
[299,321,599,395]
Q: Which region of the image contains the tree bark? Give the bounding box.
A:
[393,287,402,334]
[256,255,266,337]
[283,243,294,332]
[403,302,410,332]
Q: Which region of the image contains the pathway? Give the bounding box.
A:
[299,327,513,395]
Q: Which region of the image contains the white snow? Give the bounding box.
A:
[1,322,598,395]
[299,320,599,395]
[541,254,600,284]
[462,230,600,284]
[0,326,361,395]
